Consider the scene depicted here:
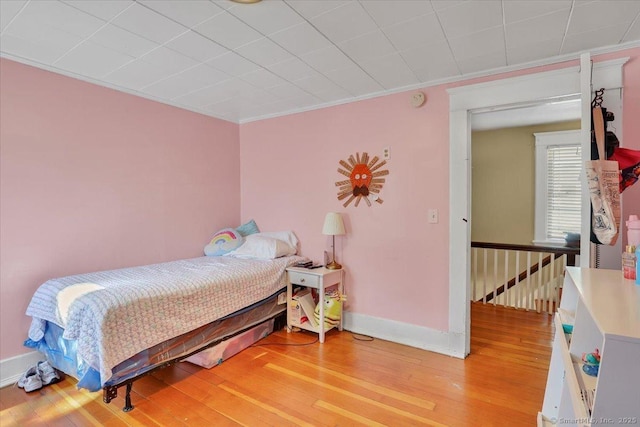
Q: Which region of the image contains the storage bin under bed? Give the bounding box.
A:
[184,318,275,369]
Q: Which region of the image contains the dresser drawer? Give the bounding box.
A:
[288,271,320,287]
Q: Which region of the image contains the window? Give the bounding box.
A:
[534,130,582,244]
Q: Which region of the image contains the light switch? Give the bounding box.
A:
[428,209,438,224]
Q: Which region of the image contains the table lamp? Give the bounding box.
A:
[322,212,346,270]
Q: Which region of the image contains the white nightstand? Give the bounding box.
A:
[286,267,344,343]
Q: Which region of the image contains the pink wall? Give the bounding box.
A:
[614,49,640,242]
[240,89,451,330]
[240,47,640,333]
[2,47,638,361]
[0,59,240,359]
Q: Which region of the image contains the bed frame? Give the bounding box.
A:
[103,310,287,412]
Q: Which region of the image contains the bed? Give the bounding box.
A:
[24,250,306,411]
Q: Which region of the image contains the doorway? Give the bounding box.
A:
[447,55,588,358]
[447,55,627,357]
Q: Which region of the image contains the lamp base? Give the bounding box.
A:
[326,261,342,270]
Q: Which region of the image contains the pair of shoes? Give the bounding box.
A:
[16,361,60,393]
[17,366,42,393]
[37,361,60,386]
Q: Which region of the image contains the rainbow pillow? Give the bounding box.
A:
[204,228,244,256]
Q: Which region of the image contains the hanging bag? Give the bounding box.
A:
[585,107,621,246]
[610,147,640,193]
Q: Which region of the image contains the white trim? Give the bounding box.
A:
[579,55,593,268]
[447,56,628,358]
[3,42,638,125]
[343,312,463,358]
[534,130,582,244]
[0,351,44,388]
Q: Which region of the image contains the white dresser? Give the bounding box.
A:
[539,267,640,426]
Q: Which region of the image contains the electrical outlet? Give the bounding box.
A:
[383,147,390,159]
[428,209,438,224]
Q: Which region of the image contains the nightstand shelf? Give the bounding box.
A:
[286,267,344,343]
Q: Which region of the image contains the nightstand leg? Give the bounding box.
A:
[319,283,325,343]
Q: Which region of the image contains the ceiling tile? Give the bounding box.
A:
[5,1,105,42]
[400,40,458,75]
[300,46,354,74]
[507,39,563,65]
[284,0,346,20]
[338,30,396,62]
[267,57,317,81]
[227,1,304,35]
[111,2,186,44]
[359,53,419,89]
[412,58,460,82]
[503,0,572,24]
[506,9,571,49]
[311,2,378,44]
[437,0,503,39]
[382,13,446,51]
[140,46,199,76]
[266,83,311,100]
[63,0,134,22]
[259,98,303,114]
[143,73,212,100]
[89,24,159,58]
[237,89,281,106]
[623,18,640,42]
[269,22,332,56]
[0,33,71,64]
[456,51,506,75]
[289,92,323,108]
[448,26,505,60]
[174,84,232,108]
[239,69,287,89]
[234,38,293,67]
[176,63,230,86]
[102,58,176,90]
[324,65,384,97]
[194,11,263,50]
[165,31,228,62]
[1,0,27,32]
[431,1,465,11]
[568,1,640,35]
[140,1,223,28]
[315,85,353,103]
[174,78,255,107]
[562,24,630,55]
[293,73,344,96]
[54,40,134,78]
[360,0,434,29]
[210,1,235,11]
[207,52,261,76]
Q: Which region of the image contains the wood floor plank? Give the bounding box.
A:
[0,303,552,426]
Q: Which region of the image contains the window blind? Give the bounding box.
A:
[546,144,582,240]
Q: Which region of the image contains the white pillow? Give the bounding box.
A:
[255,231,299,252]
[226,235,296,260]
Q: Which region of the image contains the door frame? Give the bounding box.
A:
[446,54,628,357]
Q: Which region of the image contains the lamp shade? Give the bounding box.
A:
[322,212,346,236]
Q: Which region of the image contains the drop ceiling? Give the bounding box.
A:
[1,0,639,123]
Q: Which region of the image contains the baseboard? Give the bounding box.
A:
[343,312,465,359]
[0,351,44,388]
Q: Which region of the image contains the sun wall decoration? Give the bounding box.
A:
[335,152,389,207]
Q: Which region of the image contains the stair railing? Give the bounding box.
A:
[471,242,579,313]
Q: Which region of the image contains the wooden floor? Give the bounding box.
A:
[0,303,553,426]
